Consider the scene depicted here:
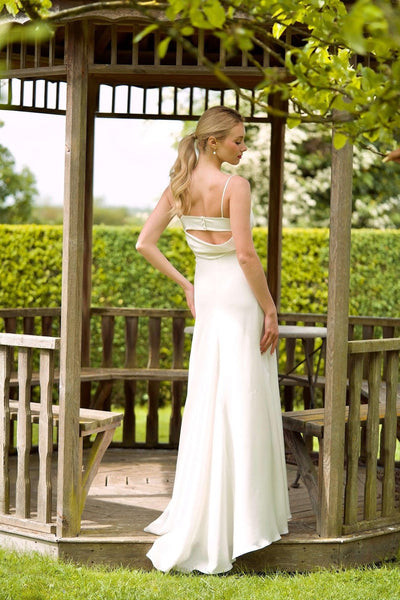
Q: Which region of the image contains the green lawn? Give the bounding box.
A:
[112,404,174,444]
[0,548,399,600]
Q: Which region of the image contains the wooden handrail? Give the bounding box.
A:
[0,333,60,350]
[348,338,400,354]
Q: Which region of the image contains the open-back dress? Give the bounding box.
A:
[144,176,291,574]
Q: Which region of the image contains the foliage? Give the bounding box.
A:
[0,0,51,18]
[0,225,62,307]
[283,124,400,228]
[187,119,400,229]
[1,1,400,150]
[0,141,38,223]
[0,548,400,600]
[1,225,400,321]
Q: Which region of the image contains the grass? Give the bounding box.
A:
[0,549,399,600]
[112,404,174,444]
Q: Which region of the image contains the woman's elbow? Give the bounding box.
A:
[236,249,257,266]
[135,238,144,254]
[135,232,148,254]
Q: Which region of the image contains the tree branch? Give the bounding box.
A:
[43,0,166,22]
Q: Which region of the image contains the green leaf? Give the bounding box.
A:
[333,131,349,150]
[286,116,302,129]
[158,37,171,60]
[165,0,187,19]
[189,6,210,28]
[180,26,194,36]
[203,0,226,29]
[272,22,286,40]
[133,24,158,44]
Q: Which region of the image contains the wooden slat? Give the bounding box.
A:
[0,333,60,350]
[381,350,399,517]
[146,317,161,447]
[16,348,33,519]
[4,318,17,334]
[0,346,12,514]
[90,315,115,411]
[122,316,138,447]
[348,338,400,354]
[101,315,115,368]
[90,307,192,318]
[0,514,55,534]
[344,353,364,526]
[23,316,35,335]
[282,320,296,412]
[170,317,185,446]
[8,401,122,441]
[0,308,61,319]
[37,349,55,524]
[8,367,189,387]
[41,315,55,337]
[364,352,381,521]
[81,367,188,381]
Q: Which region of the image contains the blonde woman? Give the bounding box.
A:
[136,106,290,574]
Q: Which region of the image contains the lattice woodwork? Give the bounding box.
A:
[0,19,289,121]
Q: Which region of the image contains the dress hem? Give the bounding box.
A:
[145,526,290,575]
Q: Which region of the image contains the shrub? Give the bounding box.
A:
[1,224,400,319]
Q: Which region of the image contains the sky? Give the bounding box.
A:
[0,109,183,210]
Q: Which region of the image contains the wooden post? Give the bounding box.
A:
[267,94,287,310]
[319,133,353,538]
[57,21,88,538]
[81,80,98,409]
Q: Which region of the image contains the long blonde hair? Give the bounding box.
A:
[170,106,243,216]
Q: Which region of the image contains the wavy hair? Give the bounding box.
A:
[169,106,243,216]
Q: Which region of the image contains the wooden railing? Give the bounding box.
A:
[278,313,400,411]
[0,333,60,533]
[1,308,400,449]
[0,331,122,534]
[343,338,400,534]
[87,307,193,448]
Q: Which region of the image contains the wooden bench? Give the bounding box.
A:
[8,400,123,526]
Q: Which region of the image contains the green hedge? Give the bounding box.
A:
[1,224,400,318]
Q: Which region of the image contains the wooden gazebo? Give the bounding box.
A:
[0,2,400,571]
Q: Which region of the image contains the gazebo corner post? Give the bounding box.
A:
[319,126,353,538]
[81,80,99,409]
[267,93,287,311]
[56,20,89,538]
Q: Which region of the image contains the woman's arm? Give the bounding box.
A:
[136,188,195,317]
[383,148,400,164]
[229,176,278,354]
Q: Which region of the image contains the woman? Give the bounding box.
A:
[136,106,290,574]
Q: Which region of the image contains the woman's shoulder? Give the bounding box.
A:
[228,174,251,192]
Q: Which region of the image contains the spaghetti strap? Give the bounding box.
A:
[220,175,233,218]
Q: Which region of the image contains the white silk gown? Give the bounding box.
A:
[144,177,291,574]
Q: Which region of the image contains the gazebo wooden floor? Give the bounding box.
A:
[1,449,400,572]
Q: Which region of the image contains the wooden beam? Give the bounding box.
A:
[267,93,287,309]
[57,20,89,538]
[81,81,99,408]
[319,132,353,538]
